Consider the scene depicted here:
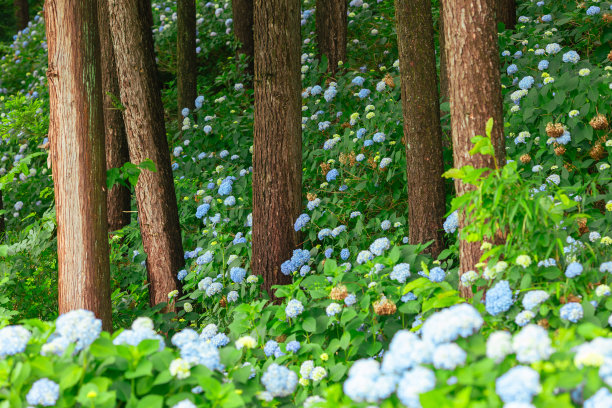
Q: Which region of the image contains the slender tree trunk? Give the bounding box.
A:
[497,0,516,30]
[441,0,506,297]
[98,0,131,231]
[316,0,347,76]
[14,0,29,31]
[177,0,197,117]
[252,0,301,294]
[0,190,5,241]
[107,0,184,307]
[395,0,446,258]
[45,0,112,330]
[232,0,254,77]
[438,0,449,101]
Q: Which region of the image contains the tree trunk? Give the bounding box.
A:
[177,0,197,117]
[14,0,29,31]
[107,0,184,307]
[45,0,112,330]
[232,0,254,77]
[98,0,131,232]
[252,0,301,295]
[395,0,446,259]
[0,190,5,241]
[438,0,448,101]
[441,0,506,297]
[315,0,347,76]
[497,0,516,30]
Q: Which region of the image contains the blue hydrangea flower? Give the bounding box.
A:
[229,267,246,283]
[562,50,580,63]
[310,85,322,95]
[180,339,222,370]
[545,43,561,54]
[0,325,31,358]
[286,340,300,353]
[326,169,339,182]
[351,76,365,86]
[26,378,60,407]
[512,324,553,363]
[340,248,350,260]
[181,108,190,117]
[421,304,483,344]
[565,262,583,278]
[172,400,196,408]
[522,290,549,310]
[380,220,391,230]
[428,267,446,283]
[369,237,390,256]
[560,303,583,323]
[344,294,357,306]
[397,366,436,407]
[373,132,385,143]
[264,340,280,357]
[486,280,514,316]
[261,364,298,397]
[196,251,214,265]
[294,213,310,231]
[443,211,458,233]
[177,269,188,281]
[357,89,371,99]
[52,309,102,353]
[518,76,535,90]
[496,366,541,403]
[507,64,518,75]
[356,250,374,264]
[541,14,552,22]
[205,282,223,297]
[432,343,466,370]
[600,262,612,273]
[537,60,549,70]
[390,263,410,283]
[586,6,600,15]
[286,299,304,318]
[343,359,397,403]
[326,303,343,316]
[324,248,333,258]
[227,291,239,302]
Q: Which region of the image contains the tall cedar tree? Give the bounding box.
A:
[45,0,112,330]
[177,0,197,117]
[497,0,517,30]
[98,0,131,231]
[232,0,254,77]
[14,0,29,31]
[395,0,446,258]
[315,0,347,76]
[107,0,184,307]
[442,0,506,297]
[252,0,302,294]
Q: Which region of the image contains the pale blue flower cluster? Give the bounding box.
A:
[585,388,612,408]
[285,299,304,318]
[507,64,518,75]
[326,168,339,182]
[586,6,600,15]
[565,262,583,278]
[172,328,222,371]
[264,340,285,358]
[261,364,298,397]
[428,266,446,283]
[343,359,397,403]
[26,378,60,407]
[113,317,165,351]
[421,304,483,344]
[562,50,580,63]
[512,324,553,363]
[518,76,535,90]
[0,325,31,358]
[43,309,102,355]
[390,263,410,283]
[496,366,541,404]
[522,290,549,310]
[369,237,390,256]
[280,249,310,275]
[443,211,458,233]
[229,267,246,283]
[485,280,514,315]
[560,302,583,323]
[356,250,374,264]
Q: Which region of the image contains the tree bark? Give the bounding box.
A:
[252,0,301,295]
[98,0,131,232]
[496,0,516,30]
[177,0,197,117]
[107,0,184,307]
[438,0,449,101]
[232,0,254,77]
[14,0,29,31]
[395,0,446,259]
[316,0,347,76]
[441,0,506,297]
[45,0,112,330]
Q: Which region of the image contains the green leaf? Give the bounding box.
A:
[485,117,494,138]
[136,395,163,408]
[302,317,317,332]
